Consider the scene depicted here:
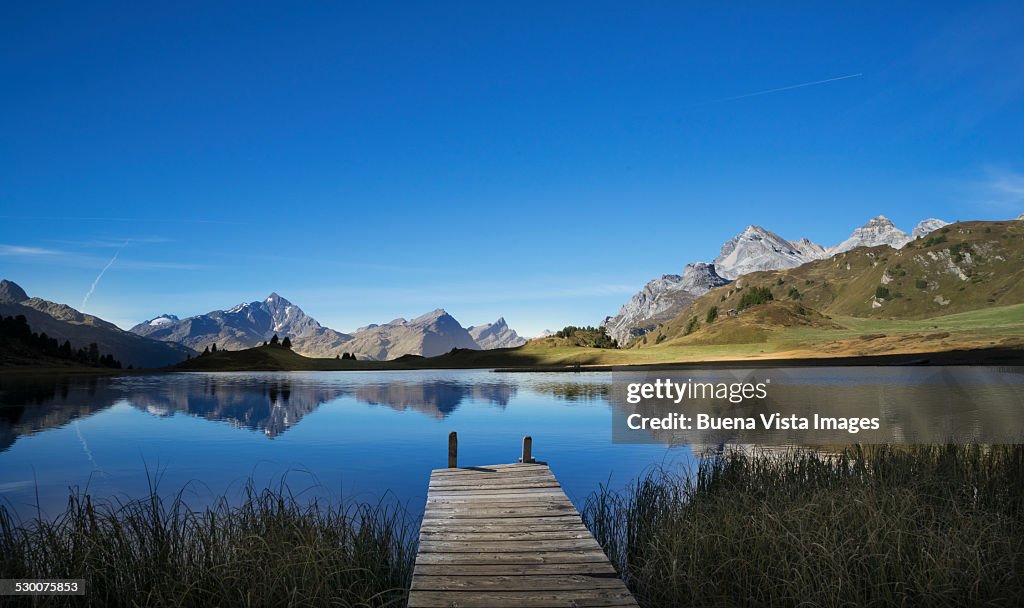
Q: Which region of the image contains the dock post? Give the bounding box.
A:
[520,435,535,463]
[447,431,458,468]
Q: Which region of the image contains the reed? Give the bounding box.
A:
[583,444,1024,607]
[0,480,415,607]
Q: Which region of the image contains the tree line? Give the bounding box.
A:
[0,314,123,368]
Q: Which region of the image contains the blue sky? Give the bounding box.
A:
[2,1,1023,337]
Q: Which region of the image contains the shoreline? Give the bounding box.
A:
[2,346,1022,377]
[492,346,1024,372]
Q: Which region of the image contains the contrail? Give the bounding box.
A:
[74,421,102,472]
[692,72,863,106]
[81,240,129,310]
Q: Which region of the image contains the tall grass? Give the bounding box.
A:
[4,446,1023,607]
[583,444,1024,608]
[0,481,415,607]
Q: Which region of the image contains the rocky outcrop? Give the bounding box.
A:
[601,263,729,346]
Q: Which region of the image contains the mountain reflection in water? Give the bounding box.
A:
[0,372,558,449]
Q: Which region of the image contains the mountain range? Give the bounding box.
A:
[131,292,354,358]
[0,280,193,368]
[639,219,1024,349]
[602,215,950,345]
[131,296,525,360]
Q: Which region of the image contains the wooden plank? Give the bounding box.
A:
[419,520,586,532]
[419,538,604,553]
[410,463,637,607]
[432,463,551,472]
[408,589,637,608]
[417,530,594,541]
[413,562,618,576]
[414,551,616,565]
[420,518,584,528]
[429,479,561,489]
[411,574,627,591]
[429,469,553,479]
[425,487,566,497]
[421,497,573,505]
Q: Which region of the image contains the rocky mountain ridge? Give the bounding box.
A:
[603,215,951,346]
[639,219,1024,348]
[467,317,527,349]
[601,263,729,345]
[132,295,525,360]
[713,226,828,280]
[334,308,480,360]
[0,280,193,368]
[131,293,354,358]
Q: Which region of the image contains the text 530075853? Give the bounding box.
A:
[0,579,86,595]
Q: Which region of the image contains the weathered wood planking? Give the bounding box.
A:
[409,463,638,608]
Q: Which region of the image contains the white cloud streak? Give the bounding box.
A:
[0,244,62,256]
[971,167,1024,212]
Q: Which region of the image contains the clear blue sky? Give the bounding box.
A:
[2,2,1022,337]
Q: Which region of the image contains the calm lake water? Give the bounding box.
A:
[1,368,1021,519]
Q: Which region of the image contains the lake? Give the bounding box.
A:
[1,367,1021,519]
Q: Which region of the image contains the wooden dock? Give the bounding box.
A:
[408,434,639,608]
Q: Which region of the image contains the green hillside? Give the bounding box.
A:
[638,220,1024,355]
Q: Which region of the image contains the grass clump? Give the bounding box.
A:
[0,481,415,607]
[583,445,1024,608]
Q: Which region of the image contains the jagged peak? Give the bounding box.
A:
[413,308,450,323]
[740,224,772,236]
[264,292,293,305]
[0,279,29,303]
[682,261,719,274]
